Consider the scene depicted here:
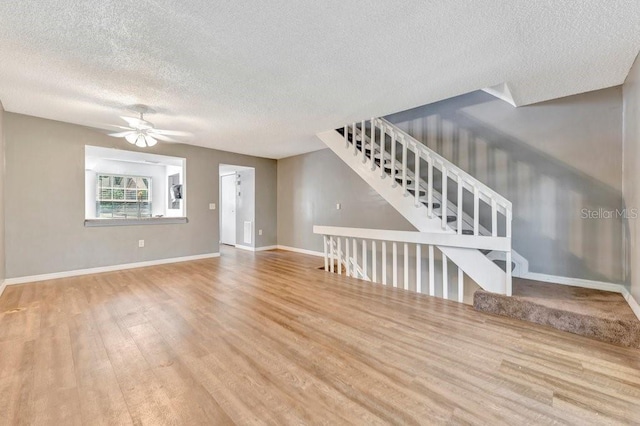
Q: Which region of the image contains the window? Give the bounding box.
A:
[96,174,152,219]
[85,146,187,226]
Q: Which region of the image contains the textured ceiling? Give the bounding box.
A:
[0,1,639,159]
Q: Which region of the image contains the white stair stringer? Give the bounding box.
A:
[317,129,508,294]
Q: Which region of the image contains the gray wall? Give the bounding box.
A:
[4,112,277,278]
[623,53,640,299]
[386,88,624,283]
[277,148,414,253]
[0,102,5,283]
[276,148,480,303]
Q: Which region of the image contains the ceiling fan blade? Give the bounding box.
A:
[109,124,134,130]
[149,129,191,137]
[108,131,135,138]
[120,116,153,129]
[150,134,178,142]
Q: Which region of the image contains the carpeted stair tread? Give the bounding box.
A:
[395,177,414,185]
[492,259,516,271]
[473,279,640,348]
[407,188,427,196]
[420,201,441,209]
[441,215,456,223]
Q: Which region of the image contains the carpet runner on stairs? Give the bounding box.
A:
[474,278,640,348]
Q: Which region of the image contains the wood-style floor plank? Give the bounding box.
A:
[1,246,640,425]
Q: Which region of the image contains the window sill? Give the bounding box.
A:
[84,217,188,227]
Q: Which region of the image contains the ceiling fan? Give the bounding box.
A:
[108,105,189,148]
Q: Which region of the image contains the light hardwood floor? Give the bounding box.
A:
[1,247,639,425]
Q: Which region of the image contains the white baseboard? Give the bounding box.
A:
[0,280,5,298]
[276,245,324,257]
[234,244,278,252]
[521,272,626,294]
[521,271,640,321]
[622,289,640,321]
[4,253,220,286]
[255,245,278,252]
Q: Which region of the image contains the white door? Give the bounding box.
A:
[220,173,236,245]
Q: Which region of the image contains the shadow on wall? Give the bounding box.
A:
[386,89,624,283]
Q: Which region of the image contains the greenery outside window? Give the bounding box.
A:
[96,174,152,219]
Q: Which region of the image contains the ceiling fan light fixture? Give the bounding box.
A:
[145,135,158,147]
[125,133,138,144]
[135,135,147,148]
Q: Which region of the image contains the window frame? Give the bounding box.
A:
[95,173,153,219]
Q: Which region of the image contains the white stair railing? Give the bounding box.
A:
[318,117,515,295]
[316,225,512,300]
[355,117,512,237]
[323,235,369,280]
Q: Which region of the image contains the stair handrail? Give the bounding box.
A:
[315,226,510,252]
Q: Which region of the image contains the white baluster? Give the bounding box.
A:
[403,242,409,290]
[382,240,387,285]
[345,237,350,277]
[362,120,367,163]
[427,156,434,218]
[329,236,334,273]
[344,124,349,148]
[473,187,479,236]
[323,235,328,271]
[458,266,464,303]
[414,147,421,206]
[370,119,377,171]
[428,245,435,296]
[372,240,377,282]
[457,176,463,234]
[353,122,358,156]
[491,199,497,237]
[391,131,397,187]
[337,237,342,275]
[441,166,448,229]
[362,239,368,280]
[401,136,408,194]
[416,244,422,293]
[392,242,398,288]
[352,238,358,278]
[380,124,386,179]
[442,252,448,300]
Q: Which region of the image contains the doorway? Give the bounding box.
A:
[219,164,256,250]
[220,173,236,245]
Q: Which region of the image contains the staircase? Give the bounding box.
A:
[316,118,516,296]
[313,117,640,348]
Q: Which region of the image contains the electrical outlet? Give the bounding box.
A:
[209,203,216,210]
[336,203,341,210]
[258,229,263,235]
[138,239,145,248]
